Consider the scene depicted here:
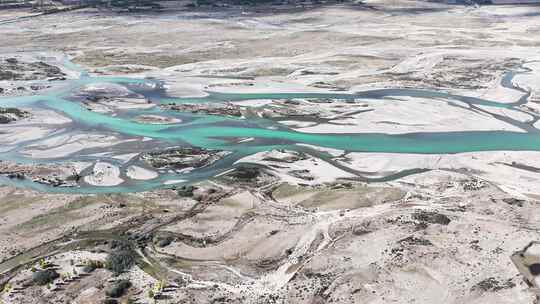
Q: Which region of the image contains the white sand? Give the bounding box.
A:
[163,179,187,185]
[340,151,540,196]
[294,97,525,135]
[0,126,52,147]
[84,161,123,186]
[22,134,133,159]
[134,114,181,124]
[126,165,158,180]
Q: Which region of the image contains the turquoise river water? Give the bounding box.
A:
[0,59,538,193]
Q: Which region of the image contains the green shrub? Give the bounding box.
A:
[105,250,135,275]
[32,269,59,286]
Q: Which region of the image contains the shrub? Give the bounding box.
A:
[39,258,51,269]
[105,250,135,275]
[153,234,174,248]
[109,240,131,251]
[2,283,12,293]
[83,260,104,273]
[105,280,132,298]
[32,269,59,286]
[177,185,196,197]
[156,237,173,248]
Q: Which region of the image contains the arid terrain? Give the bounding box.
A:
[0,1,539,303]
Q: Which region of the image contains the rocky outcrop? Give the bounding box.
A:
[0,161,80,187]
[512,242,540,292]
[261,104,320,119]
[163,103,242,117]
[0,58,66,81]
[0,107,30,124]
[141,147,229,171]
